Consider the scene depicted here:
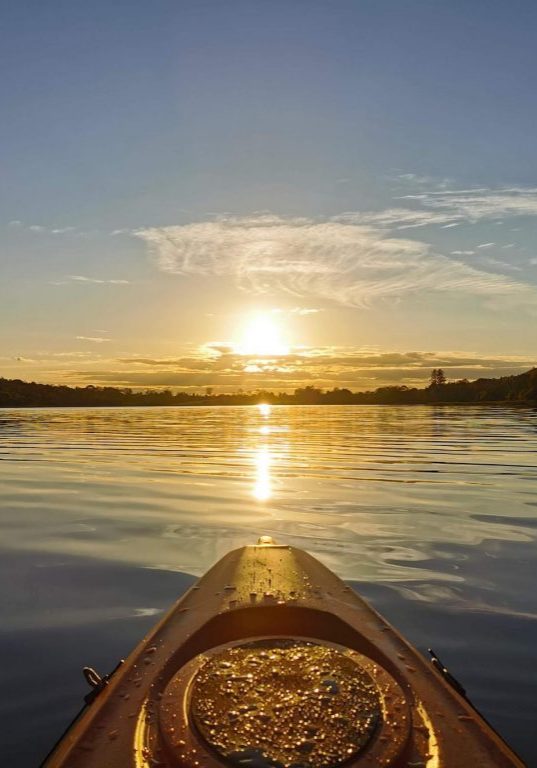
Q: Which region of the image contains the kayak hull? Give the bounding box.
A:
[43,542,525,768]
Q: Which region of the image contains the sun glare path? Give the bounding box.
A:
[234,313,290,356]
[253,446,272,501]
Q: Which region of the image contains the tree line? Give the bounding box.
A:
[0,368,536,408]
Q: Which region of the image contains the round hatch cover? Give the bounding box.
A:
[159,638,410,768]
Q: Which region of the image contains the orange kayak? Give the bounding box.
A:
[42,538,525,768]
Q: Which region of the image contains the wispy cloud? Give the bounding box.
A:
[395,173,452,189]
[7,221,77,236]
[291,307,322,315]
[334,208,457,229]
[51,227,75,235]
[76,336,111,343]
[49,275,129,286]
[271,306,322,316]
[68,275,130,285]
[135,214,531,308]
[6,220,101,238]
[341,186,537,233]
[476,256,522,272]
[400,186,537,222]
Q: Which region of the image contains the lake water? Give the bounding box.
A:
[1,405,536,765]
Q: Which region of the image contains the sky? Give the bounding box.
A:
[2,0,537,393]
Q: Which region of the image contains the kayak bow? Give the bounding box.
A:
[43,538,525,768]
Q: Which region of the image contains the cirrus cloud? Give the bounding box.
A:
[404,186,537,221]
[135,214,531,308]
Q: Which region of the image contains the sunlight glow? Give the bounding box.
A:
[258,403,271,417]
[253,446,272,501]
[234,313,290,357]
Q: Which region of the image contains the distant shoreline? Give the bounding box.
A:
[1,369,536,408]
[0,401,535,409]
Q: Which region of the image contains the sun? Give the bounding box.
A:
[233,312,290,356]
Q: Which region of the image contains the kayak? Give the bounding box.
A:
[42,537,525,768]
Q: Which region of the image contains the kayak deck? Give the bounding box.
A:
[43,539,525,768]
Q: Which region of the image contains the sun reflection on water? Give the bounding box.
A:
[253,446,272,501]
[258,403,271,417]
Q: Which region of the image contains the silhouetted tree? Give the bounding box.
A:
[430,368,446,387]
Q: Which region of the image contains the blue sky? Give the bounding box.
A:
[2,1,537,391]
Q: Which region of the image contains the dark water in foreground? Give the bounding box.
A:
[0,405,536,765]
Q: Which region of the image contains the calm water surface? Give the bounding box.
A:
[1,405,536,765]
